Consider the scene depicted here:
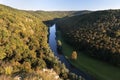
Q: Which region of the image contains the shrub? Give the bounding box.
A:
[71,51,78,60]
[4,66,13,75]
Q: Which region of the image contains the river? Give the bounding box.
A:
[49,24,94,80]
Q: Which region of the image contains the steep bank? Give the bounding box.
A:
[0,4,83,80]
[49,24,93,80]
[56,29,120,80]
[56,10,120,66]
[56,10,120,80]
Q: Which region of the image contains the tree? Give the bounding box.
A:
[57,40,62,52]
[71,51,77,60]
[57,40,62,47]
[22,62,32,72]
[4,66,13,75]
[0,47,6,60]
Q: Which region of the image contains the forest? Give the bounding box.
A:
[0,4,84,80]
[1,3,120,80]
[56,10,120,66]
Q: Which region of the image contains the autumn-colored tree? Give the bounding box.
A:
[57,40,62,46]
[71,51,77,60]
[57,40,62,52]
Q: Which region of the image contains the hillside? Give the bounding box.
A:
[0,4,84,80]
[28,10,91,21]
[56,10,120,66]
[28,11,74,21]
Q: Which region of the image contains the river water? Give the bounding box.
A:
[49,24,93,80]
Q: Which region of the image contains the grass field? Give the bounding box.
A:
[56,30,120,80]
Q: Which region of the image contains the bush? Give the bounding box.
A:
[57,40,62,53]
[4,66,13,75]
[71,51,78,60]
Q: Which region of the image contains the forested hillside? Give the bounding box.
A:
[0,4,83,80]
[28,11,74,21]
[57,10,120,66]
[28,10,91,22]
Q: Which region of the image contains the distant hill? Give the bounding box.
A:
[28,11,74,21]
[69,10,92,16]
[57,10,120,66]
[28,10,91,21]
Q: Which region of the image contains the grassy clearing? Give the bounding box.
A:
[56,30,120,80]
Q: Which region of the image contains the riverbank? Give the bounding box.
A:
[56,29,120,80]
[49,24,94,80]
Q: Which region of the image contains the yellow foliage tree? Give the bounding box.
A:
[71,51,77,60]
[4,66,13,75]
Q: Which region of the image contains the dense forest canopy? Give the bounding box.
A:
[28,10,91,22]
[57,10,120,66]
[28,11,74,21]
[0,3,49,74]
[2,3,120,80]
[0,4,84,80]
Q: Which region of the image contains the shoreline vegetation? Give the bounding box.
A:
[56,29,120,80]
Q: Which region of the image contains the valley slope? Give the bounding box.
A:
[0,4,84,80]
[57,10,120,65]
